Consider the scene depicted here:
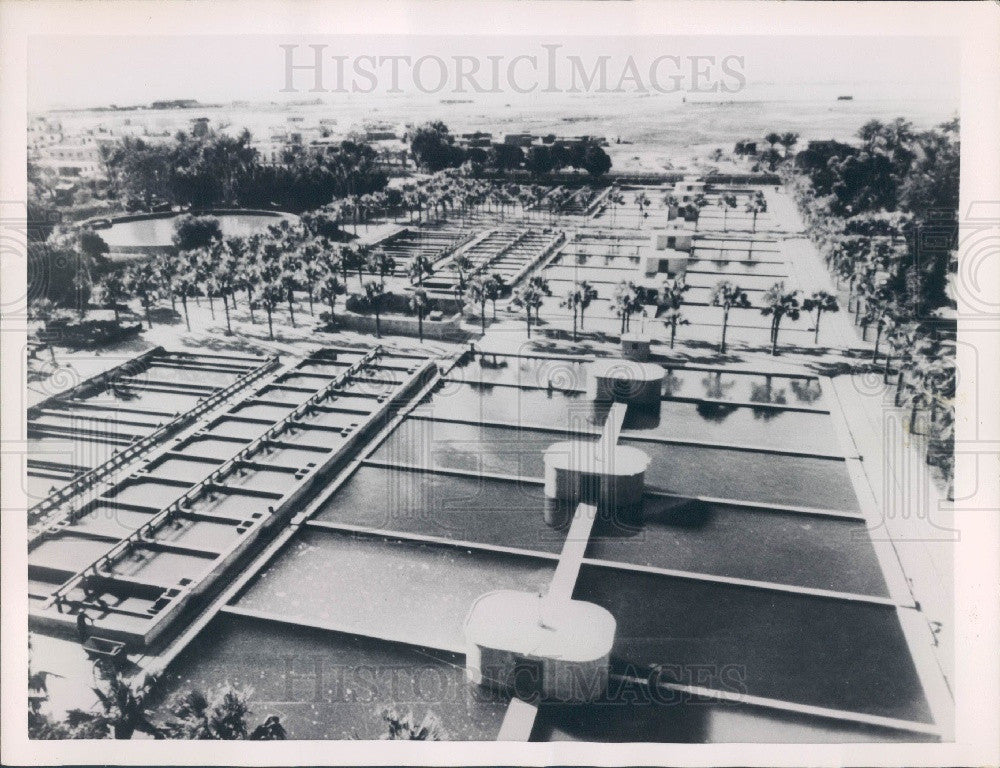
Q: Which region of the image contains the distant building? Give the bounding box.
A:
[672,176,706,203]
[27,116,63,151]
[652,227,695,252]
[640,226,695,277]
[150,99,201,110]
[503,133,535,147]
[458,131,493,149]
[34,135,103,178]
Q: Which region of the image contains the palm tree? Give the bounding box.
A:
[195,245,221,319]
[760,282,801,355]
[661,307,688,348]
[512,284,545,338]
[379,708,447,740]
[161,685,287,740]
[100,272,127,322]
[612,281,643,334]
[318,266,344,322]
[278,252,300,328]
[240,249,261,326]
[333,242,351,286]
[884,319,918,386]
[485,272,506,319]
[560,285,583,341]
[256,253,285,340]
[408,253,434,286]
[409,288,430,343]
[745,190,767,236]
[710,280,752,353]
[718,193,738,232]
[448,253,474,292]
[125,263,160,329]
[172,263,199,332]
[577,280,598,330]
[830,235,870,313]
[152,252,179,311]
[298,239,325,316]
[65,672,161,739]
[802,290,840,344]
[859,280,897,360]
[349,243,369,289]
[368,248,397,281]
[464,275,490,334]
[607,188,625,224]
[212,247,239,335]
[779,132,799,157]
[634,191,651,219]
[363,280,387,338]
[662,192,680,218]
[222,236,247,308]
[658,276,690,348]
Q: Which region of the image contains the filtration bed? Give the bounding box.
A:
[147,350,946,742]
[28,347,435,650]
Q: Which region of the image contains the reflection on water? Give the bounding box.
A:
[101,213,296,248]
[662,371,684,397]
[702,371,736,401]
[696,401,740,423]
[791,379,823,404]
[749,379,788,421]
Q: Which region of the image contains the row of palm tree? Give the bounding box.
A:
[392,172,592,227]
[511,271,835,354]
[510,275,552,338]
[711,280,819,355]
[63,170,608,337]
[794,179,955,491]
[112,220,406,339]
[462,272,508,334]
[560,281,599,341]
[715,190,767,233]
[108,215,525,342]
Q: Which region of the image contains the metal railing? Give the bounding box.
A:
[28,355,280,527]
[44,347,385,614]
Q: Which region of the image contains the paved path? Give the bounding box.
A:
[767,184,954,689]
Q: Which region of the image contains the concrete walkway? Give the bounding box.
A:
[767,184,954,689]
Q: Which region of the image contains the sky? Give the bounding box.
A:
[28,34,960,112]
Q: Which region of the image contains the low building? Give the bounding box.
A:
[503,133,535,147]
[639,248,691,278]
[672,176,706,203]
[651,226,695,252]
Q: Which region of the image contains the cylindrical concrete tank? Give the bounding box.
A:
[588,359,665,407]
[464,590,617,702]
[543,441,649,512]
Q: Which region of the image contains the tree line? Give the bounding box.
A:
[98,128,388,213]
[409,121,612,178]
[788,117,958,492]
[29,636,444,740]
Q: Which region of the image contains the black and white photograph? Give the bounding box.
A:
[1,1,998,764]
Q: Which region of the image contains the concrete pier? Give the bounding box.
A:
[464,589,616,702]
